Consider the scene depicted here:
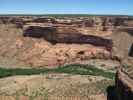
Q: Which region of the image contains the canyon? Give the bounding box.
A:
[0,15,132,100]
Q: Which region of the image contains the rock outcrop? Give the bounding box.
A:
[23,26,113,50]
[116,68,133,100]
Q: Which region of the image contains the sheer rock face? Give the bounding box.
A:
[23,26,113,50]
[0,36,111,67]
[9,37,111,67]
[21,43,111,67]
[0,23,112,68]
[0,16,133,67]
[116,68,133,100]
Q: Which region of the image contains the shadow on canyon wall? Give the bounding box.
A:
[23,26,113,50]
[129,43,133,57]
[107,86,118,100]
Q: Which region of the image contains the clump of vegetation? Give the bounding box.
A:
[0,64,116,99]
[0,64,115,79]
[14,87,49,100]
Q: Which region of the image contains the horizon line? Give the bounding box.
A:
[0,13,133,17]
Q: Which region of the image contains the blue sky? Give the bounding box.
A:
[0,0,133,15]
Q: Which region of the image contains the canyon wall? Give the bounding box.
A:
[0,16,132,68]
[116,68,133,100]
